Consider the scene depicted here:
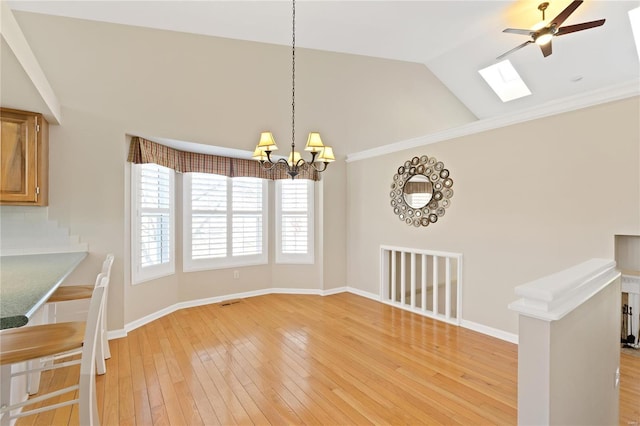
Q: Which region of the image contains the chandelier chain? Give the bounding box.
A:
[253,0,333,179]
[291,0,296,151]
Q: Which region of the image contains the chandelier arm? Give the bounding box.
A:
[294,158,306,170]
[259,160,278,171]
[310,161,329,173]
[258,155,291,172]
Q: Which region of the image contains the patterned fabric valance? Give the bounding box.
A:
[127,137,319,181]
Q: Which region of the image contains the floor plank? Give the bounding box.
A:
[14,293,640,425]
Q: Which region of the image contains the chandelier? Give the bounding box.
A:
[252,0,335,179]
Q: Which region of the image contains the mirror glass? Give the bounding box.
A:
[403,175,433,208]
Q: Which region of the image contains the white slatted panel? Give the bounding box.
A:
[190,173,227,259]
[139,164,171,268]
[280,180,308,254]
[380,246,463,326]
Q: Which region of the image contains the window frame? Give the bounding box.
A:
[183,173,268,272]
[275,179,315,264]
[131,163,176,285]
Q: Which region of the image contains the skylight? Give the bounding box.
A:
[629,6,640,61]
[479,60,532,103]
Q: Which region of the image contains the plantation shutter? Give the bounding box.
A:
[280,180,309,254]
[138,164,172,268]
[190,173,227,259]
[232,178,264,256]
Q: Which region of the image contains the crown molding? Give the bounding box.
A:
[346,78,640,163]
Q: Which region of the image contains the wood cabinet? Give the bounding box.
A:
[0,108,48,206]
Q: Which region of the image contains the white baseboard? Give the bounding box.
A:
[112,286,353,338]
[461,319,519,344]
[106,286,519,345]
[107,329,127,340]
[323,286,348,296]
[345,287,380,301]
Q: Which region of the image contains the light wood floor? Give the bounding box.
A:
[15,292,640,425]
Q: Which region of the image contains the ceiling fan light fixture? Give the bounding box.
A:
[535,32,554,45]
[531,20,547,31]
[498,0,605,59]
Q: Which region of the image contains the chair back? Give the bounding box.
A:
[101,254,114,279]
[93,272,104,288]
[78,283,106,425]
[97,256,114,372]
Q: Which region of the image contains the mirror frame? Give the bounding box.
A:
[389,155,454,227]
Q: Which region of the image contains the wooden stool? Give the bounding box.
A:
[47,254,114,374]
[0,284,105,426]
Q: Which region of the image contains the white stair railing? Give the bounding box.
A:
[380,245,463,325]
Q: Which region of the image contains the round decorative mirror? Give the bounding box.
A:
[390,155,453,227]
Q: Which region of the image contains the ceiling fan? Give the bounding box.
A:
[497,0,605,59]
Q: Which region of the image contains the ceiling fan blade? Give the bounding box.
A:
[556,19,605,36]
[497,40,533,60]
[503,28,534,36]
[540,41,553,57]
[549,0,583,27]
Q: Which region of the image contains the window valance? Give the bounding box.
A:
[127,137,319,181]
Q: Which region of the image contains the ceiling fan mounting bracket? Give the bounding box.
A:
[538,2,549,19]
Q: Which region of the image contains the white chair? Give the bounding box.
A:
[0,283,105,426]
[47,253,114,374]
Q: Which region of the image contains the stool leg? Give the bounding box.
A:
[26,359,42,395]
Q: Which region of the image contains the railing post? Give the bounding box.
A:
[445,257,451,319]
[457,255,463,323]
[391,250,396,303]
[432,256,439,315]
[421,254,427,311]
[400,252,406,305]
[410,252,416,308]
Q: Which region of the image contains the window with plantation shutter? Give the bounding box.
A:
[276,179,314,264]
[131,163,175,284]
[191,173,227,260]
[184,173,267,271]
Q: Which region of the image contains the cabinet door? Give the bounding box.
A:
[0,112,38,203]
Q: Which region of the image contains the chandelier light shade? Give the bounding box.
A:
[257,131,278,151]
[252,0,335,179]
[305,132,325,152]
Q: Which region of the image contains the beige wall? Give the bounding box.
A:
[4,12,474,331]
[347,97,640,334]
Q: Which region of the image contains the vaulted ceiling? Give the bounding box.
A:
[4,1,640,130]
